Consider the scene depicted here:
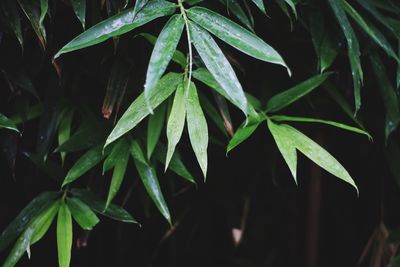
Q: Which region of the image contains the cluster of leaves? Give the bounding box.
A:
[1,0,400,266]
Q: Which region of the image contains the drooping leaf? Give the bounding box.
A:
[153,143,195,183]
[17,0,46,49]
[266,72,333,113]
[144,14,184,109]
[227,120,260,153]
[57,202,73,267]
[186,82,208,178]
[0,114,19,133]
[106,141,130,207]
[30,201,60,245]
[187,7,290,74]
[62,144,107,187]
[270,115,372,139]
[267,120,297,182]
[251,0,267,14]
[370,52,400,140]
[105,72,182,148]
[0,191,59,252]
[166,84,186,170]
[55,0,177,58]
[39,0,48,24]
[147,102,166,160]
[189,23,249,115]
[67,197,99,230]
[130,141,171,223]
[70,189,138,223]
[103,138,129,174]
[70,0,86,29]
[283,0,297,18]
[341,0,400,63]
[0,0,23,48]
[328,0,363,112]
[219,0,254,31]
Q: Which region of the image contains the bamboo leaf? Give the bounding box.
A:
[105,72,182,148]
[55,0,176,58]
[67,197,99,230]
[30,201,60,245]
[219,0,253,31]
[0,114,19,133]
[266,72,333,112]
[144,15,184,109]
[103,138,129,174]
[186,82,208,178]
[17,0,46,49]
[166,84,186,170]
[189,23,249,115]
[70,0,86,29]
[227,120,260,153]
[147,103,166,160]
[187,7,290,74]
[251,0,267,14]
[0,0,23,48]
[57,202,73,267]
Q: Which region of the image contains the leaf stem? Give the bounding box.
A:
[178,0,193,92]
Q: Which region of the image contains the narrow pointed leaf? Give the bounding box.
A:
[147,103,166,160]
[105,72,182,148]
[266,72,333,112]
[251,0,267,14]
[186,82,208,178]
[187,7,290,74]
[70,189,138,223]
[0,191,59,252]
[133,0,149,15]
[219,0,253,31]
[103,138,129,174]
[0,0,23,47]
[106,146,130,207]
[67,197,99,230]
[70,0,86,29]
[227,120,261,153]
[63,144,106,187]
[17,0,46,49]
[166,84,186,170]
[58,109,74,164]
[39,0,47,23]
[283,0,297,18]
[30,201,60,245]
[328,0,363,112]
[286,124,358,192]
[55,0,176,57]
[131,141,171,223]
[144,14,184,108]
[189,23,249,115]
[267,120,297,182]
[270,115,372,139]
[57,203,73,267]
[0,114,19,133]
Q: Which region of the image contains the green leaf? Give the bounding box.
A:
[270,115,372,139]
[39,0,48,24]
[227,121,260,153]
[266,72,333,113]
[144,14,184,109]
[70,0,86,29]
[130,141,171,223]
[57,202,73,267]
[140,33,187,68]
[106,143,130,207]
[105,72,182,148]
[17,0,46,49]
[198,91,227,136]
[283,0,297,18]
[0,191,59,252]
[370,52,400,140]
[267,120,297,182]
[3,201,59,267]
[189,22,249,115]
[341,0,400,63]
[58,108,74,164]
[219,0,253,31]
[147,103,166,160]
[251,0,267,14]
[63,144,107,187]
[0,114,19,133]
[67,197,99,230]
[187,7,290,74]
[0,0,23,47]
[166,84,186,170]
[328,0,363,112]
[54,0,177,58]
[70,189,138,223]
[153,143,195,183]
[133,0,149,15]
[103,138,129,174]
[186,82,208,179]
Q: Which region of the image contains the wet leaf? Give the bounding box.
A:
[105,72,182,148]
[187,7,290,74]
[55,0,176,57]
[166,84,186,170]
[57,202,73,267]
[30,201,59,245]
[67,197,99,230]
[266,72,333,112]
[251,0,266,14]
[227,120,260,153]
[186,82,208,179]
[147,102,166,160]
[219,0,253,31]
[144,15,184,109]
[103,138,130,174]
[70,0,86,29]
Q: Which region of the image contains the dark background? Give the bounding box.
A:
[1,1,399,266]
